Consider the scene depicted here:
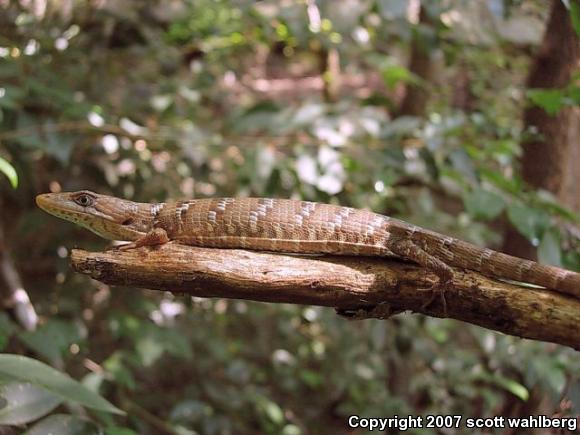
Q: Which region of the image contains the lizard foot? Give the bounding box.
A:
[420,278,451,316]
[389,238,453,317]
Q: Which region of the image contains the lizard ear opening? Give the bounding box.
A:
[121,218,134,226]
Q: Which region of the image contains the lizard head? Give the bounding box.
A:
[36,190,152,241]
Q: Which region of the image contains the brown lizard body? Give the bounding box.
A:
[36,191,580,301]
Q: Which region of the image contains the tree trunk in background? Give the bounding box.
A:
[398,4,435,117]
[561,106,580,210]
[451,65,475,112]
[320,46,341,103]
[503,0,580,260]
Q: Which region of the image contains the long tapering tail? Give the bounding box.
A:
[423,232,580,299]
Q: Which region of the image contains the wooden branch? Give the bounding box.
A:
[0,212,38,331]
[70,243,580,350]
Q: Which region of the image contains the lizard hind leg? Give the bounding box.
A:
[390,239,454,315]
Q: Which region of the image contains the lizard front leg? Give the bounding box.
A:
[117,228,170,251]
[390,239,454,315]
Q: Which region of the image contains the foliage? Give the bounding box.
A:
[0,157,17,188]
[527,78,580,116]
[0,0,578,433]
[0,354,122,432]
[570,0,580,36]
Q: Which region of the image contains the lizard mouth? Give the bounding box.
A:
[35,193,52,211]
[36,193,90,224]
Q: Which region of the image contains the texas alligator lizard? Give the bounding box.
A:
[36,191,580,301]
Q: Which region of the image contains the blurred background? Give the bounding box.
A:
[0,0,579,433]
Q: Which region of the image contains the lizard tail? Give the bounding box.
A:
[423,233,580,300]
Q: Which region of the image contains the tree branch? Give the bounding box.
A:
[70,243,580,350]
[0,210,38,331]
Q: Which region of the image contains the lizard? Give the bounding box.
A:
[36,191,580,309]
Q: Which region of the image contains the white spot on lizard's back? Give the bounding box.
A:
[176,202,189,219]
[273,223,284,238]
[300,202,316,217]
[256,203,268,216]
[216,198,234,211]
[366,215,385,236]
[324,222,336,232]
[517,260,534,278]
[151,203,164,216]
[173,203,189,231]
[208,210,217,223]
[249,211,259,232]
[479,248,495,270]
[555,268,571,286]
[442,236,454,246]
[333,207,356,228]
[261,198,275,208]
[439,236,455,260]
[294,202,316,226]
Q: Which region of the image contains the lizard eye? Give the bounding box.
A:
[74,194,94,207]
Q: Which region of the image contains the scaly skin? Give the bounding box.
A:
[36,191,580,301]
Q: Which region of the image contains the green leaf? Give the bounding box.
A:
[507,204,550,244]
[479,168,521,194]
[0,382,62,425]
[24,414,101,435]
[567,380,580,413]
[103,353,135,390]
[0,313,17,351]
[464,189,506,220]
[134,324,193,367]
[382,65,417,88]
[0,157,18,188]
[281,424,302,435]
[0,354,124,415]
[14,114,75,164]
[19,319,84,363]
[135,336,165,367]
[535,194,579,222]
[0,85,25,109]
[381,116,421,137]
[426,320,449,343]
[527,356,567,400]
[169,400,210,424]
[475,371,529,402]
[449,149,477,183]
[257,398,284,424]
[537,230,562,267]
[570,0,580,37]
[299,370,323,388]
[527,89,564,116]
[569,84,580,104]
[493,375,529,401]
